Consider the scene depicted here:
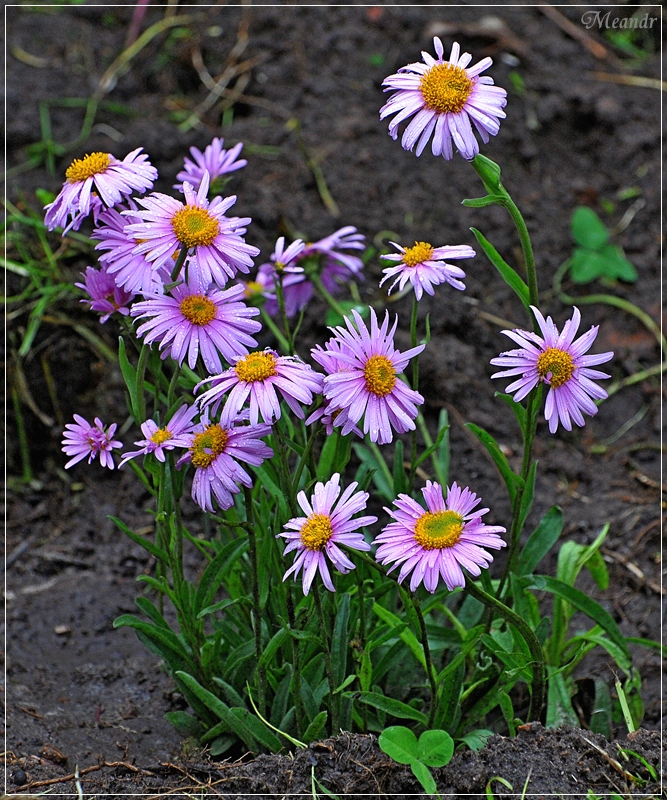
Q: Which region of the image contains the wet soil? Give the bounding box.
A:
[5,3,664,797]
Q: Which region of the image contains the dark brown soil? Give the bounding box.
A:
[5,2,664,797]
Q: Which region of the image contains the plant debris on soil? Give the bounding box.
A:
[5,2,663,797]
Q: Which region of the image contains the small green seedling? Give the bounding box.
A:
[379,726,454,796]
[567,206,637,284]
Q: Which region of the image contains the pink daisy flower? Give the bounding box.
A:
[306,340,363,437]
[320,308,424,445]
[278,473,376,595]
[130,275,261,374]
[374,481,507,593]
[380,38,507,161]
[62,414,123,470]
[75,265,135,323]
[125,171,259,289]
[93,203,166,294]
[196,349,323,425]
[490,306,614,434]
[174,137,247,193]
[44,148,157,233]
[119,403,199,466]
[380,240,475,299]
[304,225,366,276]
[177,414,273,512]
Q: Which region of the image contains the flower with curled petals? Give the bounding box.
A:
[62,415,123,470]
[380,38,507,161]
[278,473,376,595]
[120,403,199,466]
[374,481,506,593]
[380,240,474,299]
[319,308,424,444]
[44,148,157,233]
[490,306,613,433]
[75,264,134,323]
[174,137,247,193]
[125,170,259,289]
[196,350,323,425]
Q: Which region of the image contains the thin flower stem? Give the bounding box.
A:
[310,272,349,319]
[407,590,438,729]
[135,343,151,423]
[409,295,419,487]
[292,421,321,492]
[465,577,545,723]
[314,585,339,735]
[170,243,189,283]
[286,589,307,736]
[259,307,291,355]
[167,363,181,411]
[367,439,394,489]
[244,486,266,716]
[272,424,298,515]
[275,275,295,354]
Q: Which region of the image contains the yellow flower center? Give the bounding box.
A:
[402,241,435,268]
[235,351,278,383]
[150,428,172,445]
[171,206,219,248]
[300,513,334,551]
[179,294,217,326]
[244,281,264,298]
[190,424,228,469]
[536,347,575,388]
[414,510,464,550]
[65,152,112,183]
[363,354,396,397]
[420,63,474,114]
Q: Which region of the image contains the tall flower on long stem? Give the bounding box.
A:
[374,481,506,592]
[319,309,424,444]
[490,306,613,433]
[278,473,376,595]
[380,38,507,160]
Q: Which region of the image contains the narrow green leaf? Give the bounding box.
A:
[494,392,526,437]
[466,423,522,505]
[470,227,530,310]
[392,439,407,496]
[348,691,428,725]
[114,615,194,674]
[590,677,612,739]
[118,336,140,421]
[372,603,425,669]
[194,539,248,616]
[332,594,350,688]
[302,710,328,744]
[517,506,563,576]
[411,760,437,795]
[109,516,169,563]
[258,628,289,670]
[316,431,339,482]
[461,194,505,208]
[164,711,205,739]
[517,460,537,533]
[546,669,578,728]
[586,550,609,590]
[134,596,171,630]
[229,706,283,752]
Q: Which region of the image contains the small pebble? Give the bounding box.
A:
[12,767,27,785]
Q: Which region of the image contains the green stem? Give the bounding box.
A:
[170,243,189,282]
[259,307,291,355]
[310,272,348,319]
[406,591,438,729]
[286,589,307,736]
[274,275,295,354]
[367,439,394,489]
[314,586,339,735]
[409,295,419,487]
[292,421,321,492]
[465,578,545,723]
[272,424,298,515]
[244,486,266,716]
[135,343,151,423]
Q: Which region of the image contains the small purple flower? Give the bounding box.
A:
[120,403,199,466]
[380,38,507,161]
[126,171,259,289]
[306,340,363,438]
[130,275,261,374]
[305,225,366,293]
[44,148,157,233]
[490,306,614,434]
[93,203,166,294]
[62,414,123,470]
[266,236,306,273]
[278,473,376,595]
[374,481,507,593]
[75,265,134,323]
[174,137,247,193]
[177,414,273,512]
[380,241,474,300]
[196,349,323,425]
[319,308,424,445]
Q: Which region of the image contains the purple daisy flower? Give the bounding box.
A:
[305,225,366,293]
[62,414,123,470]
[380,38,507,161]
[125,171,259,289]
[278,473,376,595]
[44,148,157,233]
[93,203,166,294]
[374,481,507,593]
[320,308,424,444]
[120,403,199,466]
[490,306,614,434]
[177,414,273,512]
[196,349,323,425]
[130,275,261,374]
[380,241,475,300]
[75,265,135,323]
[306,340,363,438]
[174,137,247,193]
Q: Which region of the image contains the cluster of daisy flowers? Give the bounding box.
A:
[55,37,617,603]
